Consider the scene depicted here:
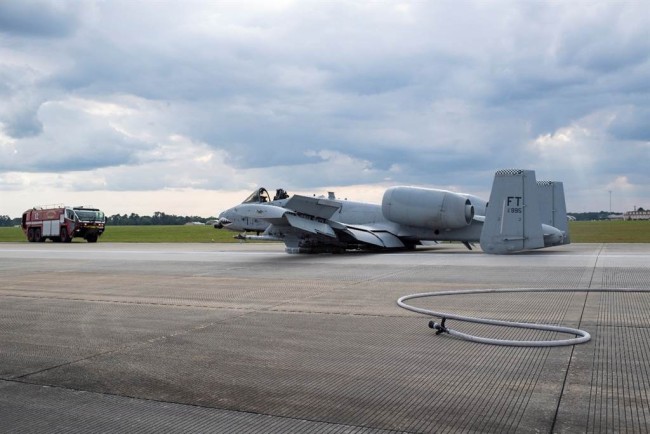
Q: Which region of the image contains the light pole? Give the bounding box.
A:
[609,190,612,213]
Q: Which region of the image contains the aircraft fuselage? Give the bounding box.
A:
[216,172,569,254]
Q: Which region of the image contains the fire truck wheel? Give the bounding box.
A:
[34,228,43,242]
[60,227,71,243]
[27,228,34,242]
[86,234,98,243]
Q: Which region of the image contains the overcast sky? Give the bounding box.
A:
[1,0,648,217]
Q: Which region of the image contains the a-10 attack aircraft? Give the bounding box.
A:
[215,169,570,254]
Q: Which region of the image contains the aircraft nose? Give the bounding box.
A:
[214,211,232,229]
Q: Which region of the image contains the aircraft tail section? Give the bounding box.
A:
[480,169,545,254]
[537,180,570,244]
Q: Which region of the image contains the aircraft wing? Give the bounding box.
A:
[236,204,337,238]
[344,224,405,248]
[283,195,404,247]
[284,194,341,219]
[285,213,336,238]
[236,202,405,249]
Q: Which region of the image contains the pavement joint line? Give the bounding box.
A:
[586,243,605,288]
[0,293,420,318]
[0,378,411,434]
[0,293,257,311]
[10,309,259,381]
[550,290,591,433]
[267,308,408,318]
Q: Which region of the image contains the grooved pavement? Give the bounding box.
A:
[1,243,649,433]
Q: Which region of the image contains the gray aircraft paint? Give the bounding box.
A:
[480,169,545,254]
[537,180,570,244]
[218,170,569,254]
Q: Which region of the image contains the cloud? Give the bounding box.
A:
[1,96,154,172]
[0,65,46,138]
[0,1,81,38]
[607,106,650,141]
[554,3,650,74]
[0,0,649,216]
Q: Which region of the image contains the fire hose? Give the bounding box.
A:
[397,288,646,347]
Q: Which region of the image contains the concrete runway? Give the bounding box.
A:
[1,242,649,433]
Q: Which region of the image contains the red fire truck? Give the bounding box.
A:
[21,205,106,243]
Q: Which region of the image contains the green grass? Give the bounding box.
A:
[1,220,649,243]
[0,225,242,243]
[100,225,238,243]
[0,227,23,242]
[568,220,650,243]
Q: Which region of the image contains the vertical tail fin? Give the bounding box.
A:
[480,169,544,254]
[537,180,570,244]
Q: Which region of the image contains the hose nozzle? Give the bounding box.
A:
[428,317,449,335]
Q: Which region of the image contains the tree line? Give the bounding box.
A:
[105,212,215,226]
[0,216,20,227]
[566,211,650,221]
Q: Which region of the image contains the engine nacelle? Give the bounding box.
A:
[382,186,474,229]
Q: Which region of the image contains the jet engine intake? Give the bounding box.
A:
[382,186,474,229]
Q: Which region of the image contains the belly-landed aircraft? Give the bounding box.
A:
[215,169,570,254]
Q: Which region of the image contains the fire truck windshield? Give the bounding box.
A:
[74,209,105,222]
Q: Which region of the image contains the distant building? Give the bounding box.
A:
[624,210,650,221]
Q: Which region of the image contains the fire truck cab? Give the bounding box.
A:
[21,205,106,243]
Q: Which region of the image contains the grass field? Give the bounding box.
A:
[1,221,649,243]
[567,220,650,243]
[0,225,239,243]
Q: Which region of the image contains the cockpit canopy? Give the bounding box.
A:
[242,188,289,204]
[243,188,271,204]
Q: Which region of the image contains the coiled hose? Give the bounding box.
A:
[397,288,646,347]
